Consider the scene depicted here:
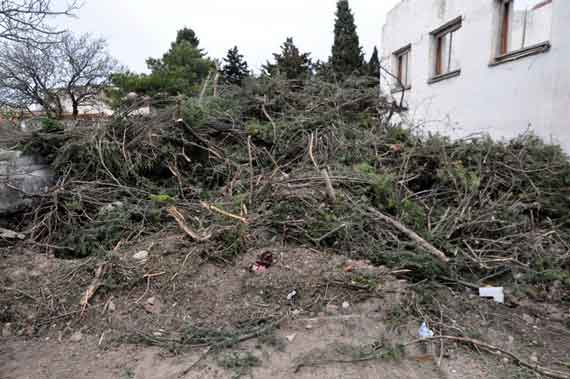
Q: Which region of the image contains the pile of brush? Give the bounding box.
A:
[8,76,570,293]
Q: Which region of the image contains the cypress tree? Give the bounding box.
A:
[367,46,380,77]
[221,46,249,86]
[331,0,364,77]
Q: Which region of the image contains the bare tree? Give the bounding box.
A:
[0,32,118,119]
[0,0,81,44]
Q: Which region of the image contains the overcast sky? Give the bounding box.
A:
[54,0,399,73]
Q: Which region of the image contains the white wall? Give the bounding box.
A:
[381,0,570,150]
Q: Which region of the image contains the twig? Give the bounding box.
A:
[200,201,248,224]
[1,286,38,302]
[308,133,335,202]
[321,168,336,203]
[247,136,254,206]
[366,207,449,265]
[199,71,213,105]
[262,104,277,143]
[308,132,319,170]
[407,336,570,379]
[79,263,107,316]
[167,207,212,241]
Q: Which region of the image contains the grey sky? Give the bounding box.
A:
[55,0,399,73]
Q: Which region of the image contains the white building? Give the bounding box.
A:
[381,0,570,150]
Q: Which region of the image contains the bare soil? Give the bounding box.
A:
[1,236,569,379]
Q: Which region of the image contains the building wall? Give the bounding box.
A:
[381,0,570,150]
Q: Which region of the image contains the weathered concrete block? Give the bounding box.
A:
[0,149,52,215]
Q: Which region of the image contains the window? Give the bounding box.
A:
[496,0,552,61]
[430,16,462,83]
[392,45,411,90]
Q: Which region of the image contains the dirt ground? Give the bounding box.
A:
[1,236,569,379]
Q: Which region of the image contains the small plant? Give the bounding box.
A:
[217,351,261,370]
[121,368,135,379]
[149,194,175,204]
[40,117,64,132]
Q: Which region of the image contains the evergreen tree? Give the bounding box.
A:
[112,28,213,97]
[221,46,249,86]
[144,28,213,95]
[331,0,364,77]
[175,27,200,48]
[367,46,380,77]
[262,37,312,80]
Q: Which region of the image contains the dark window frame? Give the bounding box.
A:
[429,16,462,84]
[392,44,412,92]
[492,0,552,66]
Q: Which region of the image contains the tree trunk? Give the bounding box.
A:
[72,99,79,120]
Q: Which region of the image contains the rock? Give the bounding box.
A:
[286,333,297,342]
[144,296,162,314]
[0,149,52,216]
[70,331,83,343]
[2,323,13,337]
[132,250,149,263]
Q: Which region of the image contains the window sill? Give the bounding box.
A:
[391,85,411,94]
[428,69,461,84]
[490,41,551,67]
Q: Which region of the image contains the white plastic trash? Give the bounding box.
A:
[418,322,434,339]
[479,287,504,304]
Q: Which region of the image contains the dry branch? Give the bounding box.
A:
[79,263,107,313]
[409,336,570,379]
[200,201,248,224]
[367,207,449,264]
[167,207,212,241]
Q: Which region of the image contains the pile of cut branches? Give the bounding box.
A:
[10,76,570,291]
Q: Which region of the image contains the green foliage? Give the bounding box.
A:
[217,352,261,370]
[355,163,398,211]
[262,37,312,81]
[313,59,336,81]
[182,99,207,127]
[55,202,163,258]
[149,194,175,204]
[56,207,133,258]
[108,71,169,102]
[222,46,250,86]
[367,46,380,77]
[110,28,214,99]
[175,27,200,48]
[146,38,214,96]
[524,270,570,288]
[40,117,64,132]
[219,224,249,261]
[331,0,364,77]
[371,250,446,281]
[245,121,274,144]
[20,120,65,162]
